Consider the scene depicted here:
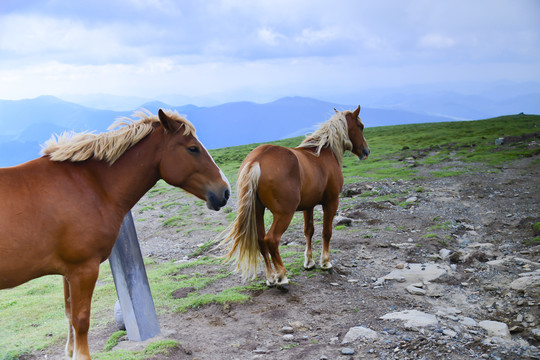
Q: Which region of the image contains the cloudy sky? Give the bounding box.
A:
[0,0,539,105]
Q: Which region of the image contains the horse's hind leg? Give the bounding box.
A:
[320,200,339,270]
[255,202,274,286]
[63,276,74,358]
[67,263,99,360]
[265,211,294,287]
[303,209,316,270]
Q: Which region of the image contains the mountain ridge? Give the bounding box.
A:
[0,94,537,167]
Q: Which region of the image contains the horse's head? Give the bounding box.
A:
[345,105,370,160]
[157,109,230,210]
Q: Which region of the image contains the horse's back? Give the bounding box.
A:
[243,144,301,183]
[241,144,340,211]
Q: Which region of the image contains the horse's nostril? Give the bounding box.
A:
[224,189,230,200]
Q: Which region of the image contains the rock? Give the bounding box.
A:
[390,242,416,249]
[460,317,478,328]
[341,326,378,344]
[378,263,448,285]
[253,349,269,354]
[381,310,438,328]
[334,216,353,227]
[436,307,461,317]
[487,258,508,268]
[478,320,511,338]
[443,329,457,337]
[342,185,363,197]
[283,334,294,341]
[448,251,464,263]
[281,326,294,334]
[289,321,306,331]
[341,347,355,355]
[114,300,126,331]
[510,275,540,294]
[406,196,418,203]
[509,325,524,333]
[406,284,426,295]
[524,313,536,323]
[439,249,451,259]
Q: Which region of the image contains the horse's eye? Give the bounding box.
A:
[187,146,200,154]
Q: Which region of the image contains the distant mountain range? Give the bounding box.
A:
[1,90,538,167]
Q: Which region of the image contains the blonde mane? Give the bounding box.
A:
[41,109,196,165]
[296,110,352,166]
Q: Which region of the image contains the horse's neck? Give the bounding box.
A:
[92,138,161,212]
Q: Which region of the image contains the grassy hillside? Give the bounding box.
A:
[0,114,538,359]
[211,113,540,184]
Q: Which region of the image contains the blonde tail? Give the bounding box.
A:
[219,162,261,280]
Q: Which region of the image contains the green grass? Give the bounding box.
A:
[104,331,127,351]
[0,263,117,359]
[210,114,539,183]
[429,221,453,231]
[93,339,180,360]
[525,237,540,246]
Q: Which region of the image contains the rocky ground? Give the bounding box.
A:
[39,152,539,359]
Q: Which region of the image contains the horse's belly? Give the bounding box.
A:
[0,257,58,290]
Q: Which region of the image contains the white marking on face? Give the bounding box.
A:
[200,142,231,190]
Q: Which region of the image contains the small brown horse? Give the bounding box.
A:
[0,109,230,360]
[220,106,369,287]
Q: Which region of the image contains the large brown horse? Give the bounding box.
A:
[220,106,369,287]
[0,109,230,360]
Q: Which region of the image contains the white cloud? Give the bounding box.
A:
[0,0,538,101]
[257,27,286,46]
[418,33,456,49]
[295,27,340,45]
[0,14,147,63]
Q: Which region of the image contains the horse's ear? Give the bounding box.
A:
[353,105,361,118]
[158,109,179,132]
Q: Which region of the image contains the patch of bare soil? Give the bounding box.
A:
[40,154,540,359]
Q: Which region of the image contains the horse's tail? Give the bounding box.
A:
[219,162,261,280]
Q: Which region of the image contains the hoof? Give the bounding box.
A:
[266,273,281,287]
[304,261,316,271]
[276,276,289,292]
[320,262,333,270]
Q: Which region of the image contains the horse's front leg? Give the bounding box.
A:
[303,209,316,270]
[320,200,339,270]
[63,276,74,358]
[66,263,100,360]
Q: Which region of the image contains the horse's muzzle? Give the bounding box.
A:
[206,187,230,210]
[359,148,370,160]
